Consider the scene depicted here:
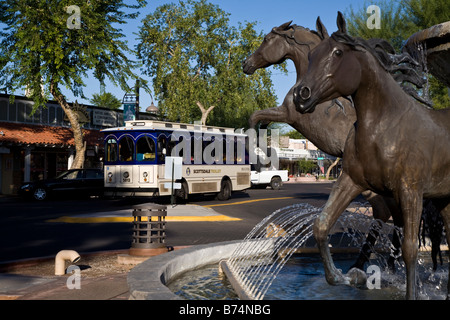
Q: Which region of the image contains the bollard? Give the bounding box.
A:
[129,203,168,257]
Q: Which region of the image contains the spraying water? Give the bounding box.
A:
[221,202,400,300]
[169,202,448,300]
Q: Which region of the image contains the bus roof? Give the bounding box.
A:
[101,120,246,136]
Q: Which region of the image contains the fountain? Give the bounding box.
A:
[218,203,382,300]
[127,19,450,301]
[162,202,447,300]
[403,21,450,88]
[127,201,447,300]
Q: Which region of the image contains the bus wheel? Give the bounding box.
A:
[176,181,189,202]
[217,179,232,201]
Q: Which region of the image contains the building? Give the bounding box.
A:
[0,94,155,195]
[275,137,338,177]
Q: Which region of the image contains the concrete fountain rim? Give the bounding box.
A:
[127,240,244,300]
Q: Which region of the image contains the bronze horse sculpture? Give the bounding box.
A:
[293,12,450,300]
[244,19,411,272]
[243,19,354,157]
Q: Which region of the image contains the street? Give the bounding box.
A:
[0,182,340,263]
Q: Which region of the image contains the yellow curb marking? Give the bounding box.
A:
[46,197,295,224]
[47,215,241,224]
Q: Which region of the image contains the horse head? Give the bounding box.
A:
[293,12,362,114]
[242,18,328,75]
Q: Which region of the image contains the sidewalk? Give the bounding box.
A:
[0,204,235,300]
[0,252,133,300]
[284,177,336,183]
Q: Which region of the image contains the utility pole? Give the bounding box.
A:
[135,80,140,120]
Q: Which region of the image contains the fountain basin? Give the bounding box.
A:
[128,240,258,300]
[127,203,389,300]
[126,240,364,300]
[127,239,448,300]
[127,202,448,300]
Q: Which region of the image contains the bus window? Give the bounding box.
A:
[119,136,135,162]
[136,135,156,162]
[168,136,177,159]
[157,135,168,163]
[106,138,118,162]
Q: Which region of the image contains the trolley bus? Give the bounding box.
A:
[102,120,251,200]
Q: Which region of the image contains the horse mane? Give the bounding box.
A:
[331,32,433,108]
[271,24,321,50]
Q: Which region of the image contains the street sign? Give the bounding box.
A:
[165,157,183,180]
[123,103,136,122]
[165,157,183,206]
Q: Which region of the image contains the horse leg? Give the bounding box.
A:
[388,220,403,271]
[350,192,393,271]
[397,187,423,300]
[248,105,290,129]
[382,198,404,272]
[424,200,445,271]
[437,202,450,300]
[314,172,364,286]
[351,193,403,272]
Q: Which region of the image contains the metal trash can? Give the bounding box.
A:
[131,203,167,249]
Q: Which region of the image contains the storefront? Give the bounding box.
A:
[0,93,157,195]
[0,121,103,194]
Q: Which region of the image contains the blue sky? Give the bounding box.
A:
[63,0,367,110]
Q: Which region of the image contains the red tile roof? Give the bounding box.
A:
[0,122,103,147]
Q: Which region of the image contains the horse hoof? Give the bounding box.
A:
[326,268,351,286]
[346,268,367,287]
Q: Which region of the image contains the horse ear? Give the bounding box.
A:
[336,11,347,34]
[275,20,293,31]
[316,17,329,40]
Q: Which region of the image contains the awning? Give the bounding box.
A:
[0,122,103,148]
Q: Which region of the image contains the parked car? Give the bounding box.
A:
[19,169,104,200]
[251,167,289,190]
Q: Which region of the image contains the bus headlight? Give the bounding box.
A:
[143,172,148,182]
[122,171,131,183]
[108,172,113,182]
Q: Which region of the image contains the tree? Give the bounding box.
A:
[298,159,317,175]
[0,0,146,168]
[346,0,408,51]
[325,157,340,180]
[285,129,305,140]
[90,92,122,110]
[137,0,279,129]
[345,0,450,109]
[403,0,450,30]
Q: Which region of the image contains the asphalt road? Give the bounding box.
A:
[0,182,340,263]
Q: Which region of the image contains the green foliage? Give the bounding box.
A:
[346,0,408,51]
[137,0,279,128]
[429,77,450,110]
[90,92,122,110]
[346,0,450,51]
[284,129,305,139]
[0,0,147,108]
[403,0,450,31]
[298,159,317,174]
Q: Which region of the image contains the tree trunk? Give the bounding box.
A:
[196,101,215,126]
[50,83,86,169]
[326,157,340,180]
